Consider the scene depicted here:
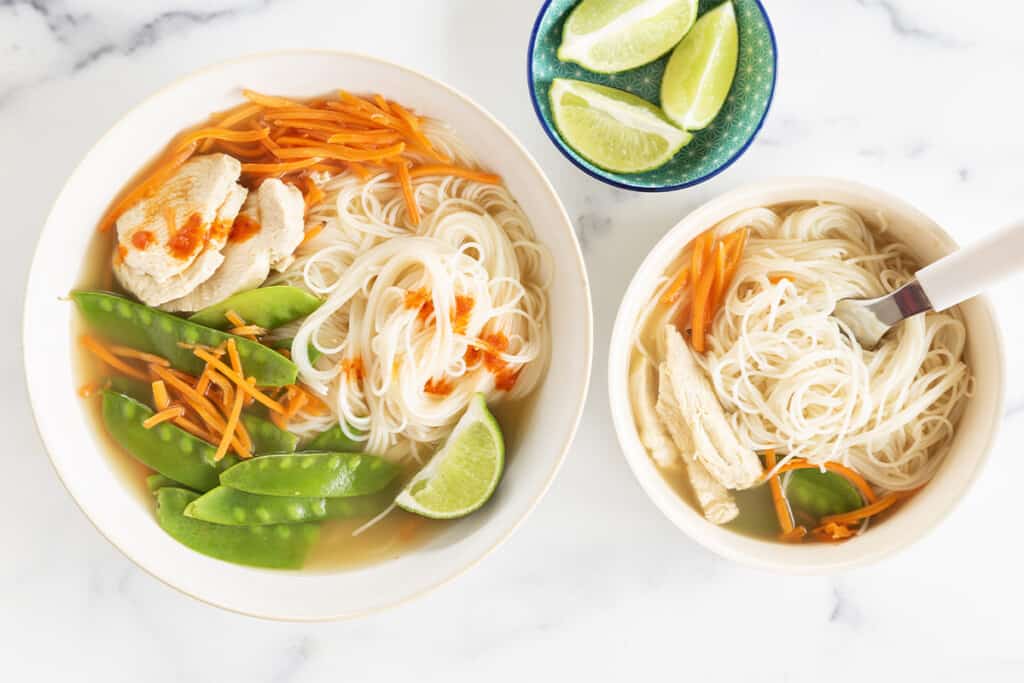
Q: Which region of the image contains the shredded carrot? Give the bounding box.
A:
[408,164,500,184]
[241,88,300,108]
[300,174,325,208]
[283,388,309,422]
[813,521,855,541]
[345,162,371,180]
[215,380,246,462]
[779,526,808,543]
[201,103,263,150]
[394,160,420,225]
[191,348,286,414]
[80,335,148,380]
[660,266,690,305]
[769,273,794,285]
[274,142,405,162]
[107,344,171,367]
[706,241,729,322]
[772,458,878,505]
[389,100,450,162]
[689,230,713,288]
[224,310,247,328]
[205,369,236,412]
[174,126,269,151]
[142,405,185,429]
[764,449,794,536]
[689,250,717,353]
[228,324,267,339]
[721,227,749,284]
[240,158,323,175]
[326,129,402,145]
[98,142,196,232]
[298,222,325,248]
[151,380,170,410]
[820,492,903,527]
[151,366,229,429]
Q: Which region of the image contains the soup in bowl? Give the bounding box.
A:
[608,177,1003,572]
[24,51,592,619]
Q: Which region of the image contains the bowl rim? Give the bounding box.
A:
[22,49,594,620]
[526,0,778,192]
[606,176,1006,572]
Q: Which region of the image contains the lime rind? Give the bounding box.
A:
[549,78,691,173]
[395,394,504,519]
[557,0,699,74]
[661,1,739,130]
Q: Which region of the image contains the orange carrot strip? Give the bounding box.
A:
[706,241,729,322]
[174,127,269,150]
[107,344,171,367]
[202,102,263,151]
[241,89,300,108]
[408,164,500,184]
[389,100,450,162]
[142,405,185,429]
[765,449,794,536]
[820,492,902,527]
[298,222,325,248]
[394,160,420,225]
[812,521,855,541]
[721,227,749,284]
[689,230,713,290]
[79,335,148,380]
[689,248,718,353]
[779,526,807,543]
[215,381,246,461]
[773,459,878,505]
[660,266,690,305]
[97,142,196,232]
[192,348,286,414]
[224,310,247,328]
[273,142,405,162]
[151,380,170,410]
[240,158,323,175]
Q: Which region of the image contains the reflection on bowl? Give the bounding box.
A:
[528,0,777,191]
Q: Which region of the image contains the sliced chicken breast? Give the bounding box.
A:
[662,325,763,490]
[162,179,305,312]
[116,154,245,280]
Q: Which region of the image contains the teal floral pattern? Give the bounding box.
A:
[529,0,776,190]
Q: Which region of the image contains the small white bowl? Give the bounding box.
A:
[608,177,1004,573]
[23,51,592,619]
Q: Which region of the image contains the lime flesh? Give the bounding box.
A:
[557,0,699,73]
[660,1,739,130]
[549,78,691,173]
[395,394,504,519]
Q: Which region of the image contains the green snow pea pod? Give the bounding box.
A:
[188,286,321,330]
[220,452,397,498]
[785,468,863,520]
[307,424,362,452]
[72,291,297,386]
[156,488,319,569]
[184,486,391,526]
[146,474,186,492]
[241,413,298,454]
[102,391,236,491]
[104,378,297,455]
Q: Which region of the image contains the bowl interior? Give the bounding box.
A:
[24,51,592,619]
[528,0,777,190]
[608,178,1004,572]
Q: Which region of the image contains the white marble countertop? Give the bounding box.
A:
[4,0,1024,679]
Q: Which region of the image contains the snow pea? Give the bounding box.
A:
[220,452,397,498]
[184,486,391,526]
[105,376,297,455]
[102,391,236,492]
[307,424,362,452]
[785,469,863,520]
[73,291,297,386]
[156,487,319,569]
[146,474,185,492]
[188,286,321,330]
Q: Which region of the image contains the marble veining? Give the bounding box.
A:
[4,1,1024,681]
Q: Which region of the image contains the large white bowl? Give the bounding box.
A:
[23,51,592,619]
[608,178,1004,573]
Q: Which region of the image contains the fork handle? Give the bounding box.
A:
[916,219,1024,312]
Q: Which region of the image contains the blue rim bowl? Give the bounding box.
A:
[528,0,778,192]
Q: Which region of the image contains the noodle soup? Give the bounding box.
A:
[71,88,550,570]
[629,202,971,543]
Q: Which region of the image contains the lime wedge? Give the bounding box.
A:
[557,0,699,73]
[395,394,504,519]
[549,78,691,173]
[661,1,739,130]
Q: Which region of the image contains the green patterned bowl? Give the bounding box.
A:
[528,0,777,191]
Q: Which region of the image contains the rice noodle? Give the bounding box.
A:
[268,120,551,461]
[633,203,971,492]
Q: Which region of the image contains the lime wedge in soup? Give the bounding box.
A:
[395,394,504,519]
[660,1,739,130]
[557,0,699,73]
[549,78,692,173]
